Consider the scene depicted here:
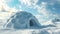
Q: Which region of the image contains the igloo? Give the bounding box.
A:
[4,11,41,29]
[3,11,56,29]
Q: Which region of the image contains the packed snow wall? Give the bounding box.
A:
[4,11,41,29]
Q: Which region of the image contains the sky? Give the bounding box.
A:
[0,0,60,25]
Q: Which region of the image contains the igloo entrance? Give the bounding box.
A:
[29,19,38,26]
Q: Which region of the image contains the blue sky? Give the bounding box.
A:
[0,0,60,23]
[6,0,60,14]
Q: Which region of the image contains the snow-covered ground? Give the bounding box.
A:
[0,19,60,34]
[0,27,60,34]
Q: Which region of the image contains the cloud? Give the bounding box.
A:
[35,2,52,16]
[0,0,19,19]
[19,0,60,17]
[0,0,11,11]
[42,19,54,25]
[35,14,45,23]
[20,0,53,16]
[19,0,50,16]
[19,0,31,6]
[19,0,38,6]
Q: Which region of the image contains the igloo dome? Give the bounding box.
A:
[4,11,41,29]
[3,11,56,29]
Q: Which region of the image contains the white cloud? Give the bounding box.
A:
[0,0,11,11]
[31,0,38,5]
[35,14,49,24]
[19,0,50,16]
[19,0,31,6]
[19,0,38,6]
[35,2,51,16]
[41,19,54,25]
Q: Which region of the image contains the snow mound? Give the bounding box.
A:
[3,11,56,29]
[4,11,41,29]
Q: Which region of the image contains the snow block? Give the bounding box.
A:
[4,11,41,29]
